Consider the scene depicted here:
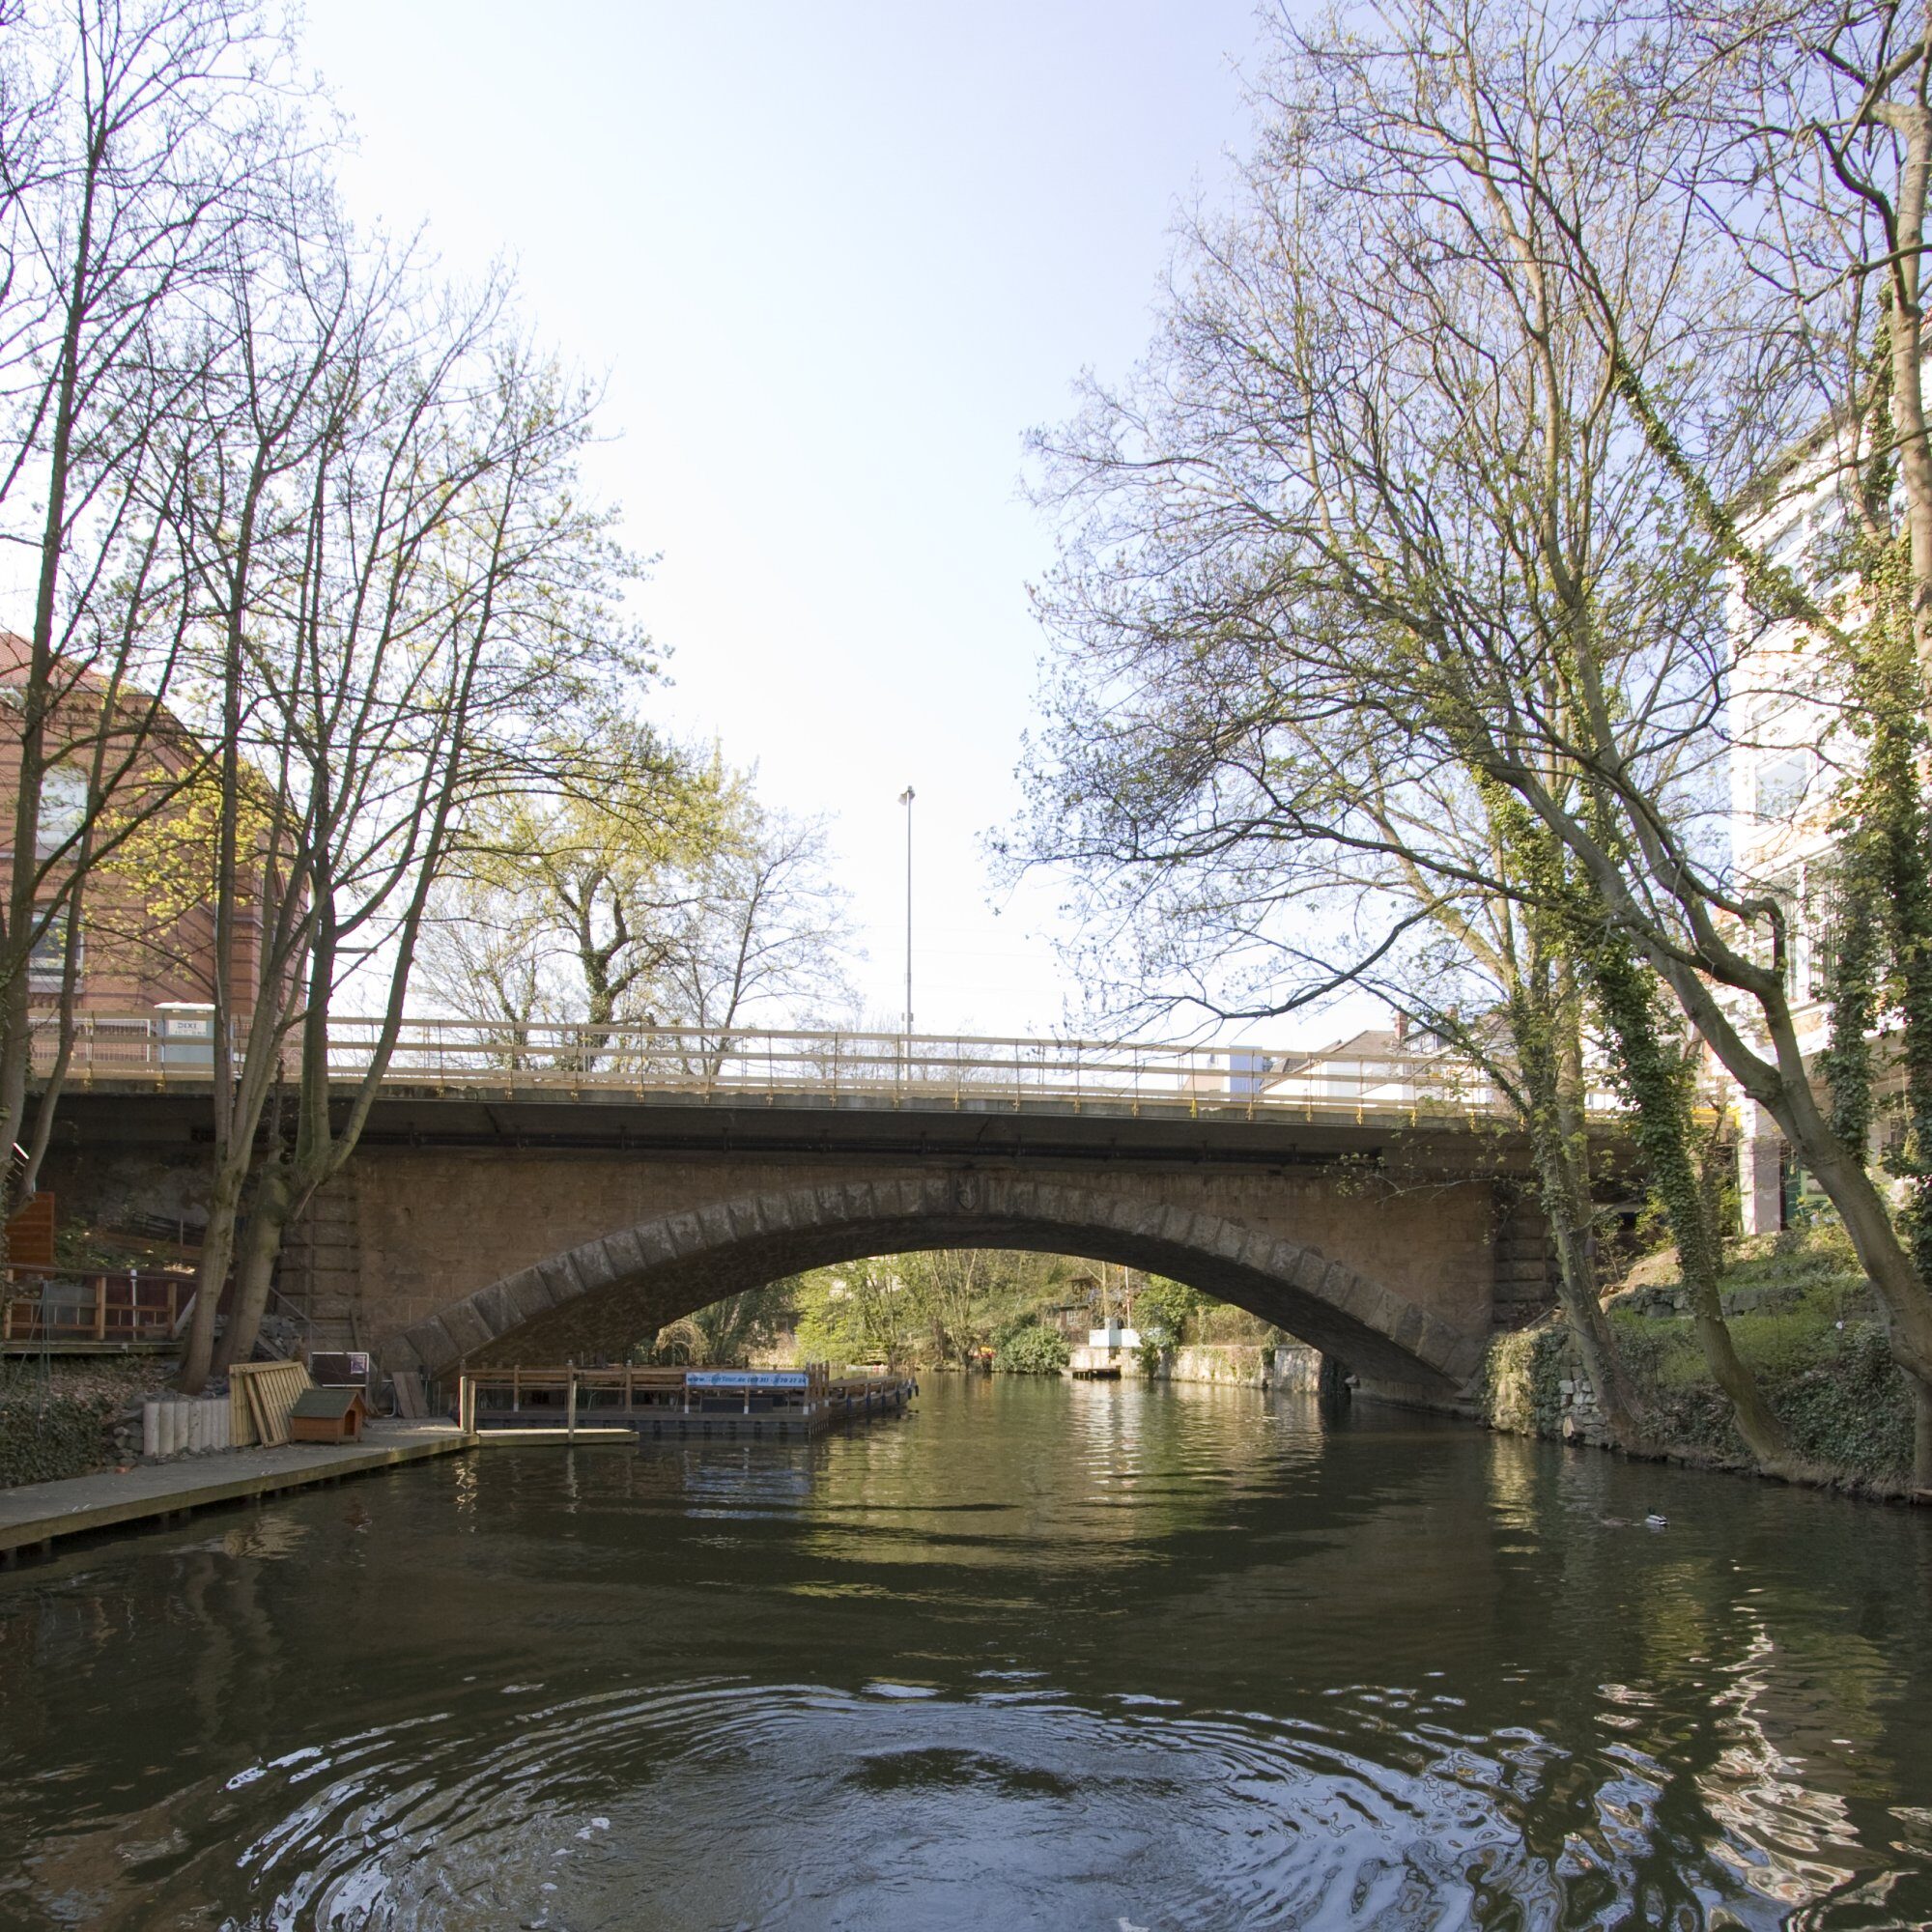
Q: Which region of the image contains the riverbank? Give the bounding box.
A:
[1470,1224,1926,1500]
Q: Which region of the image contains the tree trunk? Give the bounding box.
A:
[176,1161,245,1393]
[1527,1127,1649,1450]
[213,1163,293,1374]
[1685,1269,1791,1471]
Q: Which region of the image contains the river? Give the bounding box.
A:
[2,1376,1930,1929]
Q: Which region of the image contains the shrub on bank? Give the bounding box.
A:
[1608,1297,1915,1478]
[993,1323,1070,1376]
[0,1385,119,1488]
[1479,1227,1917,1481]
[0,1359,157,1489]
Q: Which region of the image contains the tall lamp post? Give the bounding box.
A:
[897,787,915,1061]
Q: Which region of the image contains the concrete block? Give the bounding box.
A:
[1208,1220,1250,1263]
[1092,1192,1147,1234]
[1320,1268,1374,1321]
[534,1255,586,1307]
[722,1198,768,1243]
[1155,1206,1202,1250]
[837,1181,879,1223]
[601,1231,648,1284]
[696,1202,737,1248]
[662,1211,707,1256]
[1389,1301,1429,1357]
[628,1221,684,1268]
[878,1176,923,1217]
[559,1243,611,1293]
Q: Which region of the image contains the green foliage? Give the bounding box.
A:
[0,1387,118,1489]
[991,1322,1069,1376]
[791,1266,909,1367]
[640,1279,797,1365]
[1135,1276,1204,1346]
[1824,324,1932,1291]
[1485,1220,1915,1479]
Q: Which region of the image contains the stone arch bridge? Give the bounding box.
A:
[47,1070,1583,1395]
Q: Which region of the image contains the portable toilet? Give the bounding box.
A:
[154,1003,216,1067]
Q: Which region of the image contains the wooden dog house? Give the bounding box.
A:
[287,1385,368,1444]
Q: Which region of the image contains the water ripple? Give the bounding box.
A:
[101,1671,1871,1930]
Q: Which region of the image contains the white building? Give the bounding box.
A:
[1726,425,1883,1231]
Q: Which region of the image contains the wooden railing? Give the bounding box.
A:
[1,1264,193,1346]
[31,1012,1638,1126]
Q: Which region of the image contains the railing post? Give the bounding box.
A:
[94,1274,106,1342]
[566,1362,578,1442]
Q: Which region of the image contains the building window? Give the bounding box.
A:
[36,765,88,859]
[1755,753,1810,822]
[27,906,79,993]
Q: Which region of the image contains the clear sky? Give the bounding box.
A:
[301,1,1269,1040]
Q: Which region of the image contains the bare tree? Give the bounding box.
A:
[0,0,299,1236]
[1018,0,1837,1463]
[651,794,859,1044]
[422,760,859,1079]
[170,232,652,1384]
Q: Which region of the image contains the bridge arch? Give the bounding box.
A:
[374,1173,1487,1390]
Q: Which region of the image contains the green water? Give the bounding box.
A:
[2,1376,1931,1929]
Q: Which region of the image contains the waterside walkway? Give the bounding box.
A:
[0,1421,473,1561]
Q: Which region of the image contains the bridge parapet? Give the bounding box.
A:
[35,1014,1634,1130]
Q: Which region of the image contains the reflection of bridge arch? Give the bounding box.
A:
[376,1174,1489,1390]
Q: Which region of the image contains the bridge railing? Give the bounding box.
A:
[30,1012,1641,1123]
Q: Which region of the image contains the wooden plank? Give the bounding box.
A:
[232,1359,310,1448]
[391,1369,426,1419]
[4,1193,55,1269]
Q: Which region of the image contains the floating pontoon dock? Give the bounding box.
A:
[456,1364,916,1441]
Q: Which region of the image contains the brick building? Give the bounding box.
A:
[0,631,277,1027]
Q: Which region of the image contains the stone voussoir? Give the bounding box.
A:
[439,1297,496,1360]
[533,1254,587,1308]
[598,1227,649,1280]
[470,1281,519,1340]
[501,1266,558,1323]
[403,1316,464,1377]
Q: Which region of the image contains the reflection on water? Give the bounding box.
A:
[2,1376,1930,1928]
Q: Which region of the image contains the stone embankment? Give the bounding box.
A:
[1139,1343,1322,1390]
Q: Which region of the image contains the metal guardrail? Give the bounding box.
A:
[30,1013,1631,1125]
